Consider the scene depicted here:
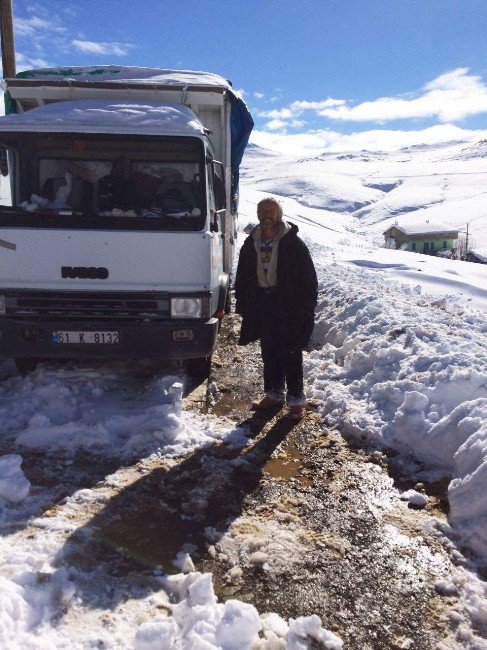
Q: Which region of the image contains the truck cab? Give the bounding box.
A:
[0,67,253,373]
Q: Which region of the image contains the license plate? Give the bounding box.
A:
[52,331,120,345]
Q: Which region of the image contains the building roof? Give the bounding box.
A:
[383,222,459,236]
[0,100,205,137]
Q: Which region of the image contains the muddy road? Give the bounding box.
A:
[196,313,457,648]
[3,311,480,648]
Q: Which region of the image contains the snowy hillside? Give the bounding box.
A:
[241,139,487,252]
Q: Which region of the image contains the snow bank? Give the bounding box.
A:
[134,571,342,650]
[306,261,487,562]
[0,364,246,459]
[448,415,487,560]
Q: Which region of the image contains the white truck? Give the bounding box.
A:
[0,66,253,375]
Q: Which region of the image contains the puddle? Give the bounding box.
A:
[210,392,251,417]
[263,445,313,487]
[93,506,187,571]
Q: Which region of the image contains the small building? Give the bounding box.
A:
[383,223,458,255]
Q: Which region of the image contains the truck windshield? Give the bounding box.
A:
[0,134,207,232]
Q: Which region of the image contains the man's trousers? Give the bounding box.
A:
[257,288,306,406]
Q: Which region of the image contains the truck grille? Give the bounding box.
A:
[5,290,170,320]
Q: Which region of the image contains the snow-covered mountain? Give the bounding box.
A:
[241,138,487,250]
[453,139,487,160]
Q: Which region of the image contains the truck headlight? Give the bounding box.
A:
[0,294,5,315]
[170,296,210,319]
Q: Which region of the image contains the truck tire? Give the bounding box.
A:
[186,355,212,380]
[15,358,39,375]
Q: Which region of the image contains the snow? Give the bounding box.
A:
[0,100,205,136]
[241,138,487,251]
[400,489,429,507]
[386,222,458,235]
[0,454,30,504]
[300,260,487,559]
[10,66,232,89]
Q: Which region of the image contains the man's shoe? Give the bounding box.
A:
[286,405,306,420]
[251,396,285,411]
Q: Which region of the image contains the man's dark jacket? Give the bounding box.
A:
[234,223,318,349]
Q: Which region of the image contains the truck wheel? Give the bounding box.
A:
[186,355,212,380]
[15,358,39,375]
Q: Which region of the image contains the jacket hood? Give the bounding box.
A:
[250,220,297,241]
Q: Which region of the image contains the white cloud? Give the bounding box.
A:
[290,99,345,111]
[15,52,51,71]
[265,119,290,131]
[258,99,345,129]
[254,92,265,99]
[250,124,487,156]
[312,69,487,123]
[259,107,294,119]
[72,40,133,57]
[233,88,246,99]
[257,69,487,132]
[15,15,66,36]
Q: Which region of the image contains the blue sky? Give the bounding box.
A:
[7,0,487,153]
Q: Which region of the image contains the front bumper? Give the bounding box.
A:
[0,316,219,360]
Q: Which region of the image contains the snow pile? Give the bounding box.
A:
[448,414,487,561]
[306,261,487,561]
[0,100,205,136]
[400,489,428,507]
[0,364,244,458]
[13,65,231,88]
[134,571,342,649]
[437,567,487,648]
[0,454,30,504]
[0,550,77,650]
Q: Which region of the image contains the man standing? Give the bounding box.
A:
[235,197,317,419]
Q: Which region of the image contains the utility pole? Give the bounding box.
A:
[0,0,16,79]
[465,222,469,257]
